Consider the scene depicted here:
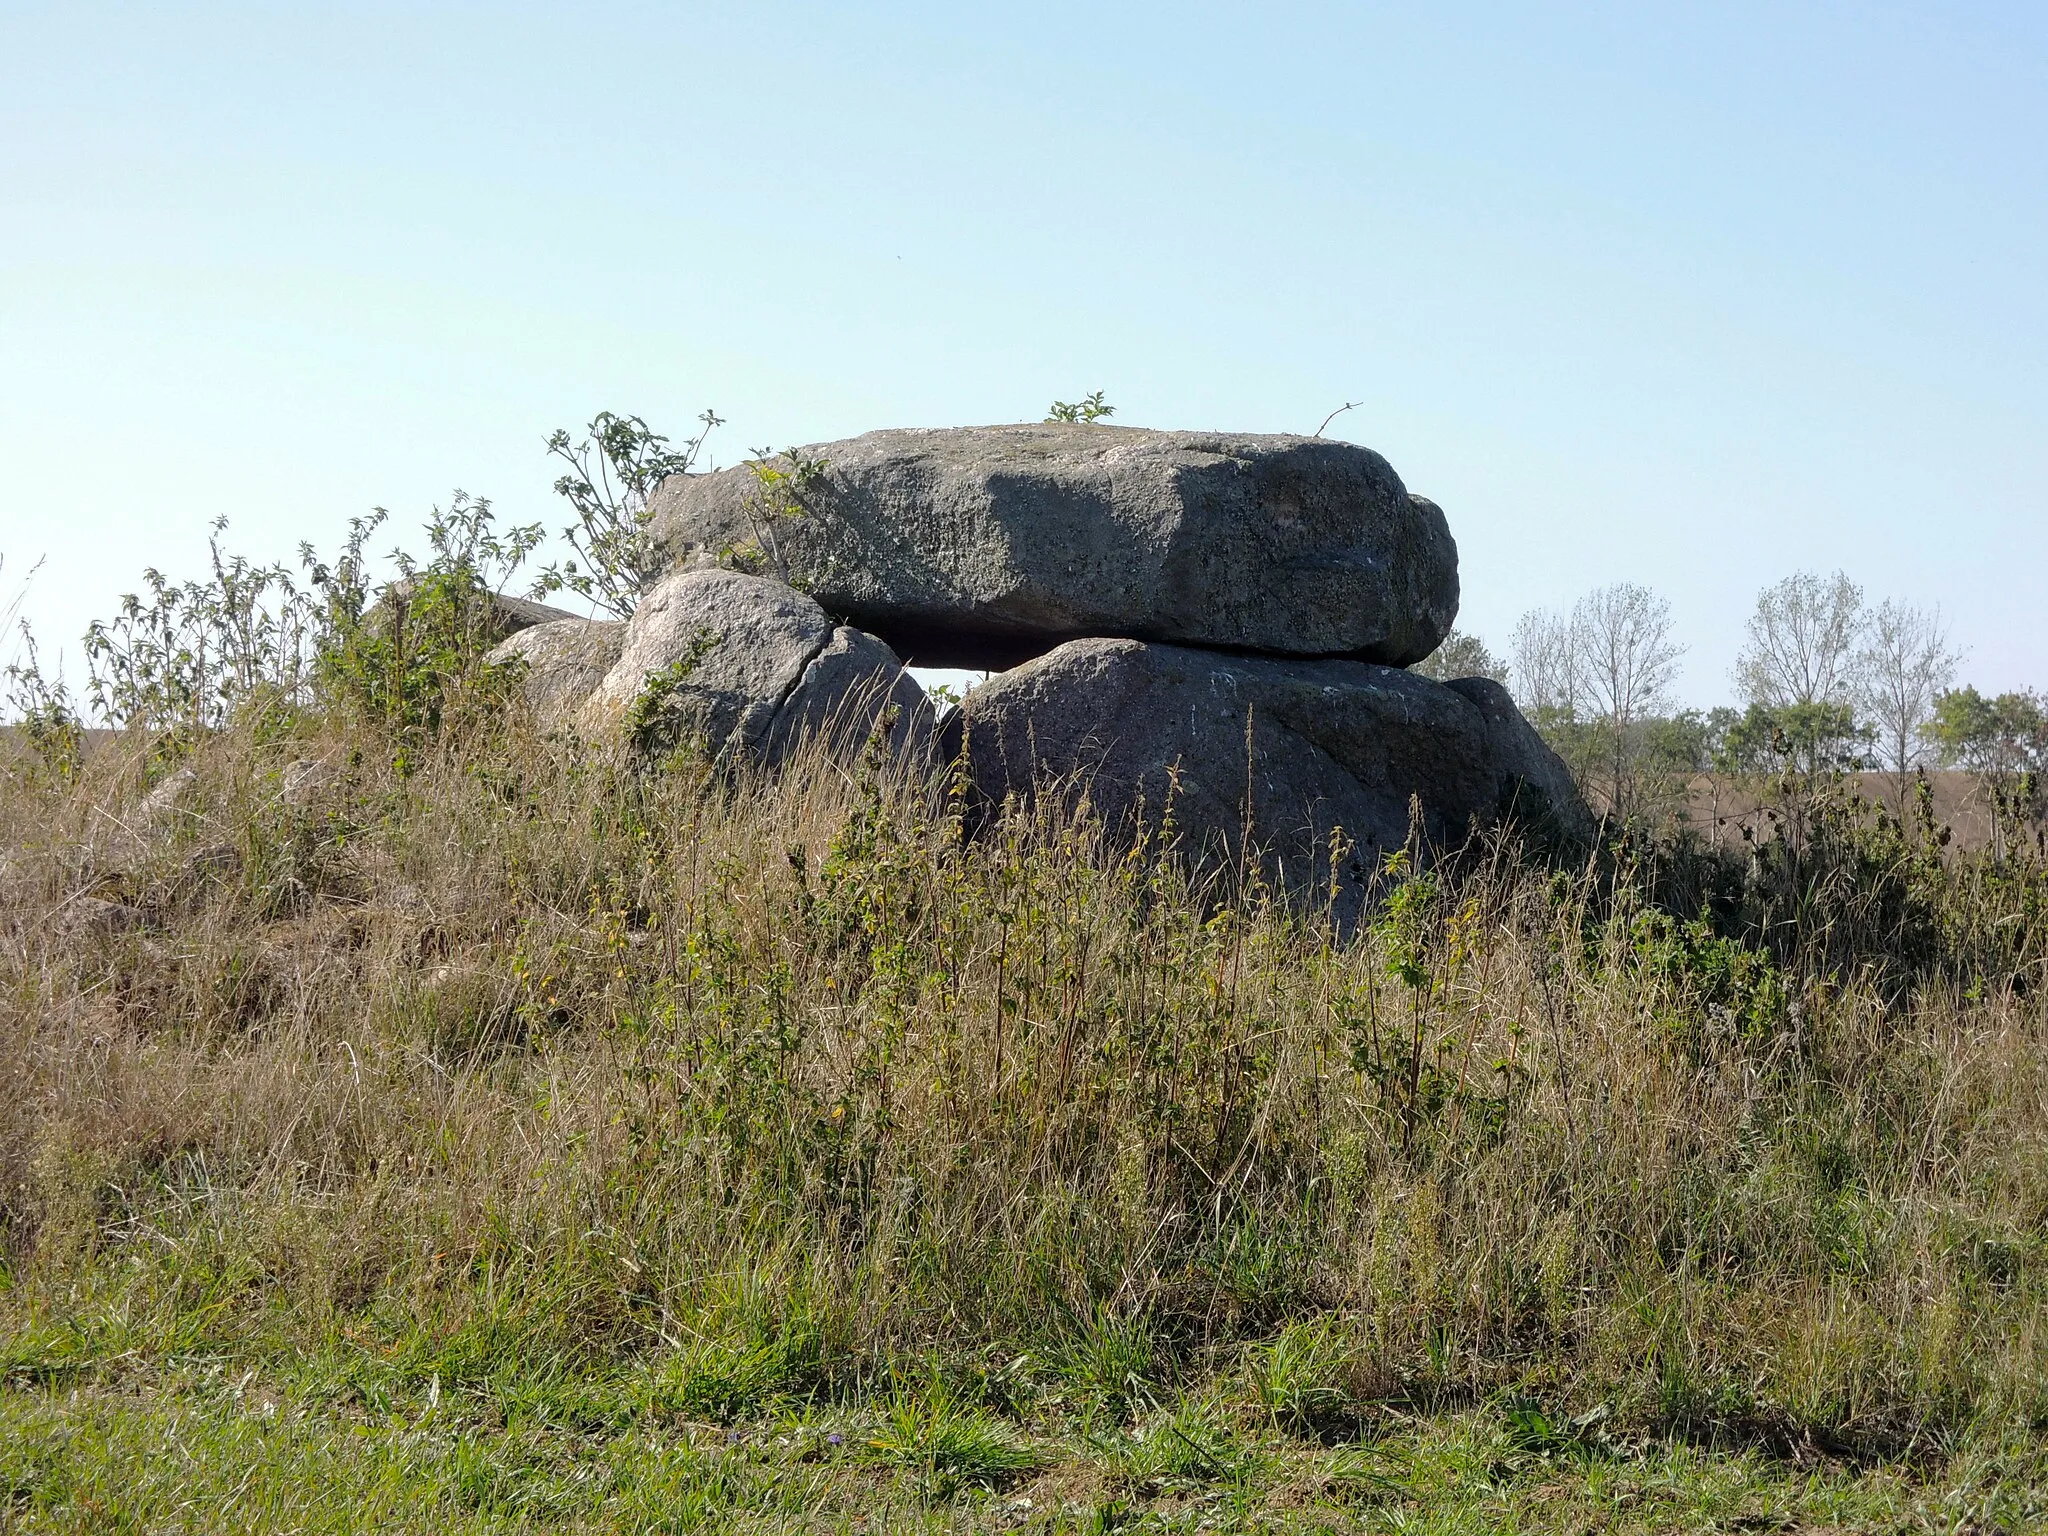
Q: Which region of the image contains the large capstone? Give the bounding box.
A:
[575,569,931,765]
[646,424,1459,669]
[954,639,1588,904]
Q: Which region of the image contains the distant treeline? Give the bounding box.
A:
[1416,572,2043,833]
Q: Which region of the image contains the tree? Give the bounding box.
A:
[1510,608,1582,722]
[1930,686,2047,856]
[1854,598,1958,809]
[1930,687,2046,778]
[1409,628,1507,685]
[533,409,723,618]
[1512,605,1600,792]
[1574,584,1685,817]
[1734,570,1864,710]
[1512,584,1684,818]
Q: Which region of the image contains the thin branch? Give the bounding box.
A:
[1314,401,1361,438]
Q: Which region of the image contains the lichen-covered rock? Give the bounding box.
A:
[486,618,627,726]
[955,639,1588,907]
[88,766,198,871]
[577,569,931,765]
[647,424,1459,668]
[281,756,343,807]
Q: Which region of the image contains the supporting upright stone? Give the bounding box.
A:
[573,569,932,766]
[955,638,1588,910]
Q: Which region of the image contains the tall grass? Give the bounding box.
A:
[4,692,2044,1492]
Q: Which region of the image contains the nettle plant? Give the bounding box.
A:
[2,622,85,782]
[7,413,732,767]
[11,494,548,768]
[306,493,542,742]
[82,517,320,744]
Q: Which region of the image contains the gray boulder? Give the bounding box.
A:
[647,424,1459,669]
[955,639,1588,905]
[578,569,931,765]
[477,591,590,632]
[380,582,584,637]
[88,766,199,871]
[487,618,627,725]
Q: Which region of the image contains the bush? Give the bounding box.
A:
[305,494,541,744]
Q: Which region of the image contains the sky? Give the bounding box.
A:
[3,1,2044,707]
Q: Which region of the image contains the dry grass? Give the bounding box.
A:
[3,710,2046,1527]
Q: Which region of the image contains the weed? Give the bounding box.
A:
[1046,392,1115,425]
[623,629,723,759]
[537,408,723,617]
[1051,1308,1160,1422]
[726,445,828,585]
[1250,1319,1355,1437]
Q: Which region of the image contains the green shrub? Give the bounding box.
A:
[305,494,539,744]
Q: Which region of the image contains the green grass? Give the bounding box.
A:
[3,1358,2034,1533]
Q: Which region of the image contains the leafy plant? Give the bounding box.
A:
[304,494,541,743]
[1051,1307,1159,1421]
[83,517,319,740]
[1,622,83,782]
[650,1321,820,1423]
[726,446,828,586]
[1116,1400,1263,1489]
[1250,1320,1355,1434]
[1047,391,1115,424]
[623,630,723,758]
[1373,850,1443,1155]
[535,409,723,617]
[863,1377,1036,1496]
[1498,1395,1613,1463]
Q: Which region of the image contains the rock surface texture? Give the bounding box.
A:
[954,639,1589,905]
[647,424,1460,669]
[573,569,930,765]
[383,583,584,638]
[487,618,626,725]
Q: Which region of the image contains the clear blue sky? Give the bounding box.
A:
[5,2,2043,704]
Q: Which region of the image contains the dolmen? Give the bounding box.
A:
[492,422,1590,901]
